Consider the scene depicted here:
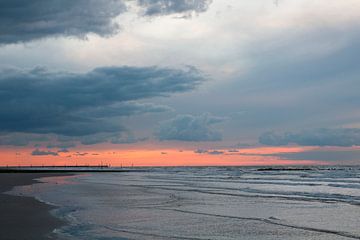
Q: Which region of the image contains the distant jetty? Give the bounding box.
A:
[0,165,146,173]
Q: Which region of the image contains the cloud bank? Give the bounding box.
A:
[0,0,212,44]
[0,65,203,145]
[31,149,58,156]
[272,149,360,163]
[259,128,360,147]
[0,0,126,44]
[137,0,212,16]
[157,114,225,141]
[0,133,50,146]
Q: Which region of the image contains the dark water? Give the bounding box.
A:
[11,166,360,239]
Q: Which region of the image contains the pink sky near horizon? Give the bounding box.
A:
[0,145,330,167]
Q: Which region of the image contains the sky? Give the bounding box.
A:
[1,0,360,166]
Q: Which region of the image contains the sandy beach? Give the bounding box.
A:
[0,173,70,240]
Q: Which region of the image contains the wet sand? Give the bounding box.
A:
[0,173,71,240]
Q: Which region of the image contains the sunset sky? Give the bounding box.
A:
[1,0,360,166]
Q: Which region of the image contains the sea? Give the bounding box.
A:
[9,166,360,240]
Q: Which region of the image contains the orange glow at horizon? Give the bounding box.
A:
[0,146,328,167]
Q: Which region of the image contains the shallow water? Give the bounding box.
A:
[10,167,360,239]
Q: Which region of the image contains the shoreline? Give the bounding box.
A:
[0,173,73,240]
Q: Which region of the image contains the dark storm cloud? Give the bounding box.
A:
[0,133,50,146]
[157,114,225,141]
[78,102,172,118]
[31,149,58,156]
[0,65,203,144]
[74,133,117,146]
[0,0,213,44]
[138,0,212,16]
[46,142,76,149]
[110,133,148,144]
[0,0,126,44]
[75,132,147,145]
[259,128,360,147]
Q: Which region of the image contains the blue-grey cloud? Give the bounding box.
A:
[138,0,212,16]
[157,113,225,141]
[227,148,360,164]
[46,142,76,149]
[194,149,208,154]
[207,150,224,155]
[74,133,117,146]
[227,149,239,153]
[259,128,360,147]
[0,0,126,44]
[194,149,224,155]
[31,149,58,156]
[74,131,148,145]
[272,149,360,163]
[0,0,213,44]
[110,133,148,144]
[78,102,173,118]
[0,65,203,145]
[0,133,50,146]
[57,148,69,153]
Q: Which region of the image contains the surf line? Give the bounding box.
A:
[140,185,359,206]
[102,225,212,240]
[154,208,360,240]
